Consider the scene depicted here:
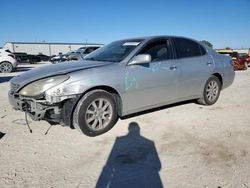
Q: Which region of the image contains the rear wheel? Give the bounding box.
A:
[0,61,13,73]
[73,90,118,136]
[197,76,221,105]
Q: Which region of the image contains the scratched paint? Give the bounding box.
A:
[151,62,162,72]
[125,62,163,91]
[125,71,138,91]
[138,62,162,73]
[89,79,97,85]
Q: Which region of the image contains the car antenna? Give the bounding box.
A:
[25,112,32,133]
[44,124,53,135]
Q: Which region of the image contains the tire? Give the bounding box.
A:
[197,76,221,105]
[0,61,13,73]
[73,90,118,136]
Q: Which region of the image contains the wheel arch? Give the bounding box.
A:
[0,61,12,64]
[63,85,123,129]
[212,73,223,88]
[81,85,123,117]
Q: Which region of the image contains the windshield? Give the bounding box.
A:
[84,40,143,62]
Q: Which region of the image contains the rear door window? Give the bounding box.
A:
[174,38,205,58]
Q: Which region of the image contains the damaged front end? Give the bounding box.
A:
[8,79,80,128]
[11,96,62,123]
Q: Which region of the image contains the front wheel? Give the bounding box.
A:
[197,76,221,105]
[73,90,118,136]
[0,61,13,73]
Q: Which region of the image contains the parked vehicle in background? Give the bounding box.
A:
[36,54,50,61]
[8,36,235,136]
[217,49,247,70]
[61,51,77,60]
[246,56,250,65]
[14,52,46,64]
[231,52,248,70]
[14,52,29,63]
[238,53,250,66]
[50,52,68,64]
[26,55,42,64]
[67,46,101,61]
[50,46,102,63]
[0,49,18,73]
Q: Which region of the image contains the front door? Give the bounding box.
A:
[123,39,180,114]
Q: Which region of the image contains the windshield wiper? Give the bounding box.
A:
[84,57,116,62]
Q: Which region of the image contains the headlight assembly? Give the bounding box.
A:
[19,75,69,97]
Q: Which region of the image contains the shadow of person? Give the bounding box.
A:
[96,122,163,188]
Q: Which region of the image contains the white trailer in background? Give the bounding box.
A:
[3,42,103,56]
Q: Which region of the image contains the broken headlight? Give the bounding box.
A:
[19,75,69,97]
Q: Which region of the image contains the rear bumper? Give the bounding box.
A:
[222,68,235,90]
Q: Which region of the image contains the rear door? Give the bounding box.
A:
[173,38,214,98]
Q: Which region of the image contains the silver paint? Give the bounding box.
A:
[8,36,235,126]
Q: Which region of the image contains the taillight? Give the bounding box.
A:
[8,54,15,59]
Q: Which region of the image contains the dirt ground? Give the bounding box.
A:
[0,63,250,188]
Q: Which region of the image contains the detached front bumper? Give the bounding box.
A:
[8,92,62,123]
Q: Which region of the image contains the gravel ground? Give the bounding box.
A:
[0,63,250,188]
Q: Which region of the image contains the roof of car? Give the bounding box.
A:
[120,35,197,41]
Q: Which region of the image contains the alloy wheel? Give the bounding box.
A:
[85,98,113,131]
[206,80,219,102]
[0,62,12,73]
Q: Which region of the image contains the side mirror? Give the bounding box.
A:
[128,54,151,66]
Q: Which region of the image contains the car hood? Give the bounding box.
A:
[11,60,114,86]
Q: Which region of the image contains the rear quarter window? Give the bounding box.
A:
[174,38,205,58]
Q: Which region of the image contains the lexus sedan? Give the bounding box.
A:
[9,36,235,136]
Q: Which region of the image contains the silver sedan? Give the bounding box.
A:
[8,36,235,136]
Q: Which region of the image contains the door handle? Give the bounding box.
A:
[169,66,177,70]
[206,62,213,66]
